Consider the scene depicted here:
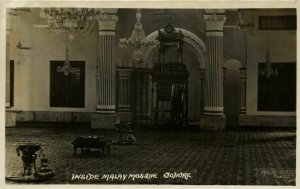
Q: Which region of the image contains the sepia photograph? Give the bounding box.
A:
[1,0,298,186]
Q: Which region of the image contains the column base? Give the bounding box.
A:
[240,107,246,114]
[96,105,115,113]
[203,107,224,116]
[91,112,117,129]
[199,114,226,131]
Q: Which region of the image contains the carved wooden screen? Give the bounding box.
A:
[116,67,132,112]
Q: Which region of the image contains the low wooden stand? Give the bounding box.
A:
[71,136,112,155]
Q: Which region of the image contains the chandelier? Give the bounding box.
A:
[57,35,79,76]
[259,35,278,78]
[119,9,158,65]
[261,48,278,78]
[40,8,102,35]
[39,8,103,75]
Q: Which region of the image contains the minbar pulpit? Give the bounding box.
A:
[151,23,189,128]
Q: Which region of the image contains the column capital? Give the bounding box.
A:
[98,14,118,36]
[204,13,226,34]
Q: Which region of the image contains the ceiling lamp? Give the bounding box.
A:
[119,9,158,66]
[39,8,103,75]
[56,35,79,76]
[259,34,278,78]
[39,8,102,35]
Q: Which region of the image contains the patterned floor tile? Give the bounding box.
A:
[5,127,296,185]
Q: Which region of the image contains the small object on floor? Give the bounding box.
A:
[6,142,54,182]
[71,136,112,155]
[35,154,55,179]
[16,142,43,177]
[125,130,136,144]
[114,123,136,145]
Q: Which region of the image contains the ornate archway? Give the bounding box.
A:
[138,28,207,123]
[117,27,207,124]
[143,28,206,69]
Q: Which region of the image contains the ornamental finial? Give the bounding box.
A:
[136,9,141,23]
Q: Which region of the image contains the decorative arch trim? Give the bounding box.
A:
[224,58,245,68]
[144,28,206,68]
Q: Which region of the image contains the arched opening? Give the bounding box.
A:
[224,59,243,128]
[144,27,206,69]
[143,28,206,124]
[117,27,206,126]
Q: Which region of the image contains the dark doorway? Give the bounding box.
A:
[50,61,85,108]
[10,60,14,107]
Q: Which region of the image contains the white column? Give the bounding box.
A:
[96,14,118,112]
[239,68,247,114]
[203,12,226,116]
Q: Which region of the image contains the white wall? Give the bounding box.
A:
[7,8,296,120]
[8,9,98,112]
[8,8,207,117]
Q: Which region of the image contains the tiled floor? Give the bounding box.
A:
[5,127,296,185]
